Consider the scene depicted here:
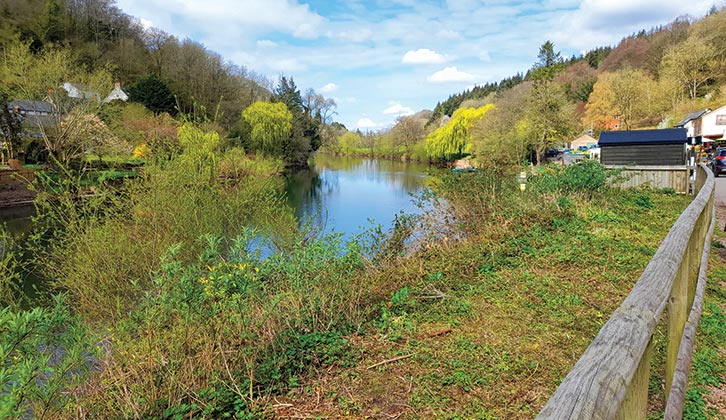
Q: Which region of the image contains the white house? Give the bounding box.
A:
[60,82,101,101]
[699,105,726,140]
[104,82,129,103]
[674,109,711,139]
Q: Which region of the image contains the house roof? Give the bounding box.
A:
[7,99,54,114]
[675,109,711,127]
[598,128,688,146]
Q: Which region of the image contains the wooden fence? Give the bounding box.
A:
[536,163,715,420]
[605,165,690,194]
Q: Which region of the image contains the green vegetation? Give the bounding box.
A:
[0,158,694,418]
[319,9,726,167]
[682,240,726,419]
[1,2,723,418]
[425,105,493,161]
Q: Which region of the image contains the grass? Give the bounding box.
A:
[682,235,726,419]
[269,171,693,419]
[3,159,701,418]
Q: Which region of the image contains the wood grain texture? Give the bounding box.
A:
[664,204,715,420]
[535,164,715,420]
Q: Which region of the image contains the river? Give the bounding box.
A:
[0,156,431,299]
[285,155,431,239]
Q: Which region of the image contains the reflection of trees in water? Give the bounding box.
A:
[285,156,431,234]
[316,155,428,194]
[285,167,337,229]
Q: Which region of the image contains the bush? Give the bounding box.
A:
[530,160,620,195]
[0,295,95,419]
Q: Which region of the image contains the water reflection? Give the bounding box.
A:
[285,155,430,238]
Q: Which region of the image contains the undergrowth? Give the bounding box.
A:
[1,158,695,419]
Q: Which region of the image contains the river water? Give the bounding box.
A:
[285,155,430,239]
[0,156,431,299]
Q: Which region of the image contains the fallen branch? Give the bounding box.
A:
[367,353,416,370]
[426,328,452,338]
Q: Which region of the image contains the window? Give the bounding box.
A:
[614,124,619,129]
[613,115,619,120]
[716,115,726,125]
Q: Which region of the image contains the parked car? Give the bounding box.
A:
[711,148,726,177]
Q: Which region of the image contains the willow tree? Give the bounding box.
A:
[242,101,293,158]
[425,105,493,161]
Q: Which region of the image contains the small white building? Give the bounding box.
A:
[61,82,101,101]
[569,134,597,149]
[674,109,711,139]
[104,82,129,103]
[699,105,726,140]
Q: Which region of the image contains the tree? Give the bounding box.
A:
[584,69,656,131]
[0,91,23,162]
[660,37,718,99]
[425,105,493,161]
[583,76,618,132]
[391,115,426,156]
[471,83,532,168]
[524,80,576,164]
[598,36,651,73]
[338,131,362,154]
[0,42,116,168]
[529,40,564,81]
[127,75,176,115]
[272,76,320,166]
[609,68,654,129]
[241,101,292,158]
[555,61,597,103]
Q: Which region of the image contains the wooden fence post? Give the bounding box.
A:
[616,337,654,420]
[666,242,690,397]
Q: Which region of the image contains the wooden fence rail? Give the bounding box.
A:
[535,163,715,420]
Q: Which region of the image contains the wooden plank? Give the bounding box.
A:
[615,338,653,420]
[664,196,715,420]
[535,164,714,420]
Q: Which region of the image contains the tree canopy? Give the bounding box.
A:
[242,101,293,158]
[425,105,493,160]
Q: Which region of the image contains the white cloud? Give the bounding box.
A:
[269,58,306,73]
[335,28,374,43]
[320,83,338,93]
[356,118,379,129]
[437,29,461,41]
[427,67,476,83]
[402,48,447,65]
[256,39,278,48]
[138,18,153,29]
[551,0,714,49]
[383,103,415,117]
[117,0,325,40]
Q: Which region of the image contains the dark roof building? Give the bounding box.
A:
[599,128,688,166]
[7,100,54,115]
[675,109,710,128]
[6,100,57,139]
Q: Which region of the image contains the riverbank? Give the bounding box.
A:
[0,161,695,418]
[0,168,36,207]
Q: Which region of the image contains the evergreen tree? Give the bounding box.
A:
[127,75,176,115]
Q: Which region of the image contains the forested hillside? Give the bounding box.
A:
[0,0,339,167]
[333,7,726,166]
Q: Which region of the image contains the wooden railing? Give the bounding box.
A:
[536,163,716,420]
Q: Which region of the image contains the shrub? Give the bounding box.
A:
[530,160,620,195]
[0,295,95,420]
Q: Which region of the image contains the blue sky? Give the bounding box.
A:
[115,0,716,130]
